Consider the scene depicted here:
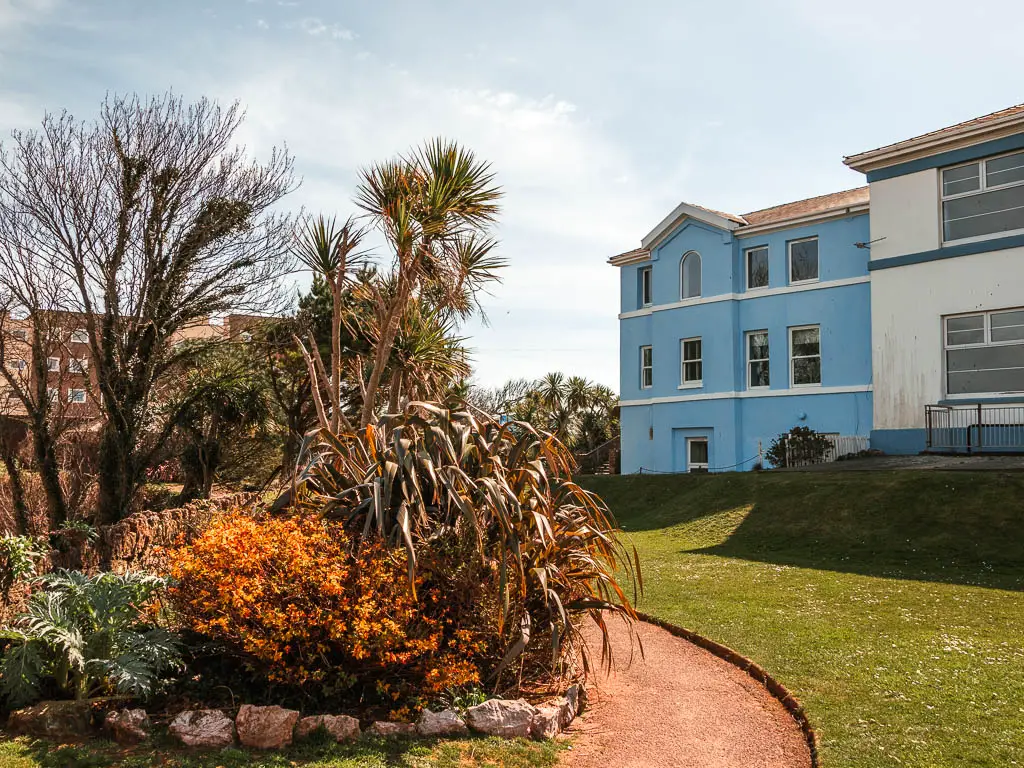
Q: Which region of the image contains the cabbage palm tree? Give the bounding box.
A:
[353,139,503,427]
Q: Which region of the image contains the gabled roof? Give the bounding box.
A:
[608,186,870,264]
[740,187,869,228]
[844,103,1024,173]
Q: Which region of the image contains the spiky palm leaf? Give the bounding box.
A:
[284,402,641,679]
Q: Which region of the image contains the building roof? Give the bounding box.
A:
[608,186,870,264]
[844,103,1024,172]
[740,186,869,228]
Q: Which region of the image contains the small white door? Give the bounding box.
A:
[687,437,709,472]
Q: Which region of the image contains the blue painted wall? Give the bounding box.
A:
[618,212,873,473]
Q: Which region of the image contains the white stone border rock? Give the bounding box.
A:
[119,684,586,751]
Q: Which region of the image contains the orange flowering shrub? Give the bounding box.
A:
[168,512,492,710]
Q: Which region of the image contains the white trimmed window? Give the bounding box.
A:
[942,151,1024,243]
[639,266,652,307]
[47,356,60,372]
[746,246,769,290]
[12,329,27,342]
[640,345,653,389]
[67,388,86,404]
[46,387,59,402]
[687,437,709,472]
[746,331,770,389]
[8,359,27,372]
[680,251,701,299]
[788,237,818,284]
[680,338,702,386]
[944,308,1024,396]
[790,325,822,386]
[70,328,88,344]
[68,357,87,373]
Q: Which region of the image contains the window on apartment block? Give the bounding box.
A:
[788,237,818,283]
[944,308,1024,395]
[680,337,702,386]
[71,328,88,344]
[638,266,653,307]
[47,357,60,373]
[746,331,770,388]
[9,359,26,372]
[680,251,701,299]
[746,246,769,290]
[790,325,821,386]
[67,388,86,404]
[942,151,1024,243]
[687,437,709,472]
[46,387,59,402]
[640,345,653,389]
[12,329,27,342]
[68,357,87,374]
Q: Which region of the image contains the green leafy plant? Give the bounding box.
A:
[284,401,642,684]
[766,425,833,468]
[0,570,181,707]
[0,533,46,596]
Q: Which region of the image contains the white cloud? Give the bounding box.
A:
[0,0,56,32]
[297,17,355,41]
[214,48,664,386]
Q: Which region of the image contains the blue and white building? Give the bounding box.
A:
[613,104,1024,472]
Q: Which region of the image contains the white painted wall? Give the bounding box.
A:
[868,170,940,260]
[872,247,1024,429]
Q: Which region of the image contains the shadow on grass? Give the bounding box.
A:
[583,471,1024,591]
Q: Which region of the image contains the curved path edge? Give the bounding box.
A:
[635,612,819,768]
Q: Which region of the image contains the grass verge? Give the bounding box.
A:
[582,470,1024,768]
[0,732,562,768]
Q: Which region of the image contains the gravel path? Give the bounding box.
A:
[561,619,811,768]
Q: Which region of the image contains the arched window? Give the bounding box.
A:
[680,251,701,299]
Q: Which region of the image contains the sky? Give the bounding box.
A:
[1,0,1023,389]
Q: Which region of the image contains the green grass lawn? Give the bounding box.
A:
[582,470,1024,768]
[0,733,561,768]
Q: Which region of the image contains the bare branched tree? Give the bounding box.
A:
[0,93,298,523]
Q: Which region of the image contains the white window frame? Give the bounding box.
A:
[639,266,653,308]
[70,328,89,344]
[47,356,60,373]
[787,237,819,285]
[67,388,86,404]
[46,387,59,402]
[686,437,709,472]
[68,357,87,374]
[941,150,1024,245]
[679,337,702,388]
[943,307,1024,398]
[679,251,702,300]
[12,329,27,342]
[8,358,27,372]
[745,245,769,291]
[746,330,770,390]
[640,345,653,389]
[789,325,822,388]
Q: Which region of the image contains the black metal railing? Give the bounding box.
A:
[925,403,1024,452]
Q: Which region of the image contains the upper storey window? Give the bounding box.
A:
[788,238,819,284]
[942,151,1024,243]
[680,251,701,299]
[638,266,652,307]
[746,246,769,290]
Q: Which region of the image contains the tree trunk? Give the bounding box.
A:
[387,368,403,414]
[0,445,29,535]
[31,418,68,531]
[360,274,415,427]
[96,424,139,526]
